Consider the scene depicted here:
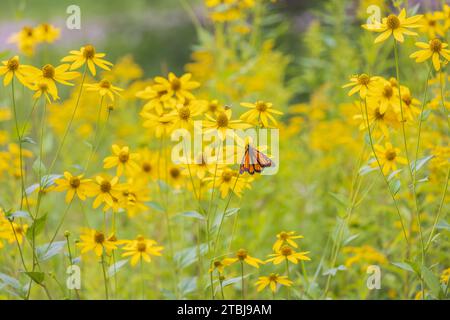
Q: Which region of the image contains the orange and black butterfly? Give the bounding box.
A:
[239,144,274,175]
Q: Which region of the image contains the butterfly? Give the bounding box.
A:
[239,144,274,175]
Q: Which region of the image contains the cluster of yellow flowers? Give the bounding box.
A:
[8,23,61,56]
[209,231,309,298]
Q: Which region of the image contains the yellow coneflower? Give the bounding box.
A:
[103,145,140,177]
[85,176,125,209]
[84,79,123,101]
[0,56,36,87]
[373,142,407,175]
[222,249,264,268]
[153,72,200,101]
[342,74,379,98]
[34,23,60,43]
[362,8,422,43]
[122,235,163,266]
[240,101,283,128]
[204,108,252,140]
[77,228,117,256]
[410,38,450,71]
[255,273,293,293]
[273,231,304,252]
[53,171,91,203]
[61,44,113,76]
[267,245,311,265]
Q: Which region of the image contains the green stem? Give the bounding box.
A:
[101,254,109,300]
[240,261,245,300]
[285,259,290,300]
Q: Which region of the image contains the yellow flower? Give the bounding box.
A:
[136,85,176,115]
[373,142,407,175]
[135,148,158,181]
[419,13,445,39]
[400,86,421,121]
[362,9,422,43]
[354,103,399,137]
[343,245,388,268]
[61,44,113,76]
[31,80,59,102]
[204,100,226,118]
[140,111,174,138]
[240,101,283,128]
[437,4,450,30]
[162,101,203,130]
[28,64,80,94]
[167,165,186,190]
[209,258,235,274]
[440,267,450,284]
[342,74,379,98]
[367,79,399,114]
[84,79,123,101]
[205,167,251,198]
[203,108,251,140]
[103,145,140,177]
[267,245,311,265]
[0,56,36,87]
[8,26,37,56]
[273,231,304,252]
[121,180,151,217]
[85,176,125,209]
[35,23,60,43]
[77,228,117,256]
[410,39,450,71]
[222,249,264,268]
[255,273,293,293]
[122,235,163,266]
[54,171,91,203]
[153,72,200,102]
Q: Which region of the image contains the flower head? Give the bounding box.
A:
[267,245,311,265]
[85,79,123,101]
[61,44,113,76]
[362,9,422,43]
[240,101,283,128]
[221,248,264,268]
[255,273,293,293]
[273,231,304,252]
[103,145,140,177]
[410,39,450,71]
[373,142,407,175]
[77,228,117,256]
[122,235,163,266]
[54,172,91,203]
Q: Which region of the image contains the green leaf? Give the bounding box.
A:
[180,211,205,220]
[411,155,434,174]
[389,179,401,195]
[174,244,208,269]
[21,136,36,145]
[37,241,66,261]
[32,158,46,175]
[436,220,450,231]
[0,273,21,289]
[421,266,443,298]
[328,192,348,207]
[23,272,45,285]
[107,259,129,278]
[392,262,415,273]
[420,109,431,121]
[7,210,31,220]
[359,164,377,175]
[224,208,240,217]
[222,274,250,288]
[26,214,47,241]
[147,201,164,212]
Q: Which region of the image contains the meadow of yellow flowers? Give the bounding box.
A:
[0,0,449,300]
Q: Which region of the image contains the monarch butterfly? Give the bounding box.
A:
[239,144,274,175]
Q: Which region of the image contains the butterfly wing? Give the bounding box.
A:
[240,144,273,175]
